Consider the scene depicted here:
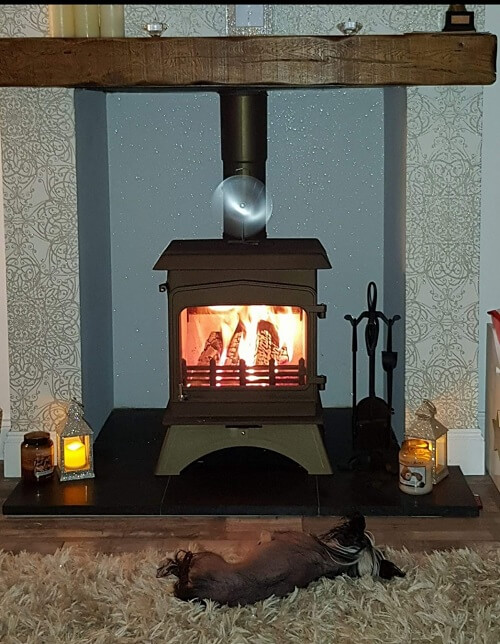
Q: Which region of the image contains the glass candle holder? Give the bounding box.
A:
[56,401,95,482]
[406,400,449,484]
[21,431,55,482]
[399,438,433,495]
[143,22,167,37]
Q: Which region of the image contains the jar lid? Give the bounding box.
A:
[23,431,51,446]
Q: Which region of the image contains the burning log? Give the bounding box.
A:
[255,320,289,365]
[198,318,289,370]
[224,322,244,365]
[198,331,223,365]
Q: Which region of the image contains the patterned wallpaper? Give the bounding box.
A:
[406,86,483,428]
[0,4,485,432]
[0,4,81,433]
[0,4,47,36]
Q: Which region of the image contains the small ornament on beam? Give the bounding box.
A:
[442,4,476,32]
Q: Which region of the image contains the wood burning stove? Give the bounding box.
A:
[153,90,333,474]
[153,238,333,474]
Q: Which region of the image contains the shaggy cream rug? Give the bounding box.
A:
[0,546,499,643]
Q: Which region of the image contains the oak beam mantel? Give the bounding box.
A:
[0,33,496,90]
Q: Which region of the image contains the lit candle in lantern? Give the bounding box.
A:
[48,5,75,37]
[99,5,125,37]
[56,401,95,482]
[74,4,100,37]
[64,438,87,469]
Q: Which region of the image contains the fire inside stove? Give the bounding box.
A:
[180,305,307,388]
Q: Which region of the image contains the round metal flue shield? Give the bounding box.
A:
[212,175,272,240]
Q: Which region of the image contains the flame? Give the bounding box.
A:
[204,304,303,366]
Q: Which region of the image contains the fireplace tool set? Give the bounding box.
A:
[345,282,401,471]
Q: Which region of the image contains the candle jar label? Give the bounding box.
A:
[399,464,427,489]
[34,455,55,479]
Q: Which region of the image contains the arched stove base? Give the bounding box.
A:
[155,423,333,476]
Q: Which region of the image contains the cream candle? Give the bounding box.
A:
[399,439,433,495]
[99,5,125,37]
[74,4,100,37]
[64,438,87,469]
[48,5,75,37]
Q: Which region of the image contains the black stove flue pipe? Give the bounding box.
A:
[219,90,268,240]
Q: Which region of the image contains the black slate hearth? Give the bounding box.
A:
[3,408,479,517]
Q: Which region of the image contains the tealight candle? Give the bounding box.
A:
[99,5,125,37]
[64,438,87,469]
[74,4,100,38]
[48,5,75,37]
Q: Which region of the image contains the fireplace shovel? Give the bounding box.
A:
[381,314,401,414]
[353,283,391,452]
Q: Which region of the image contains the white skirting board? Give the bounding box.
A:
[1,423,486,477]
[447,427,485,476]
[3,428,22,478]
[0,412,11,470]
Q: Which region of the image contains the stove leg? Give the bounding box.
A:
[155,424,333,475]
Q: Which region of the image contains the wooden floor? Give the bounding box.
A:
[1,468,499,556]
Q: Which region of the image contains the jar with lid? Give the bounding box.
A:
[399,439,433,495]
[21,431,55,482]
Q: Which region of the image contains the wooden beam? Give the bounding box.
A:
[0,33,495,90]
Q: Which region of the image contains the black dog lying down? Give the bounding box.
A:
[157,514,405,606]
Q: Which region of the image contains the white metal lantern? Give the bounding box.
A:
[405,399,449,484]
[56,401,95,482]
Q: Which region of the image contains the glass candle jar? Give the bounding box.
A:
[21,431,55,482]
[399,439,433,495]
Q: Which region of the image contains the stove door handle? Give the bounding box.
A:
[308,304,327,319]
[310,375,327,390]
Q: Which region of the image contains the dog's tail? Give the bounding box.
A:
[156,550,194,579]
[157,550,199,601]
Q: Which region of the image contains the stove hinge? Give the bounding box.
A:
[310,374,327,390]
[158,281,168,293]
[310,304,327,319]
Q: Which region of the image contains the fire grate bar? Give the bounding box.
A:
[182,358,306,387]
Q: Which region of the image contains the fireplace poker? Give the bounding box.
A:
[344,313,360,437]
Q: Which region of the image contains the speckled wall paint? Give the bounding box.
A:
[106,89,385,409]
[0,4,485,433]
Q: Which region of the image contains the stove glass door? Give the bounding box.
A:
[179,305,307,388]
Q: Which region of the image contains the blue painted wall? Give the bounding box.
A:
[384,88,407,440]
[105,89,392,409]
[75,90,114,433]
